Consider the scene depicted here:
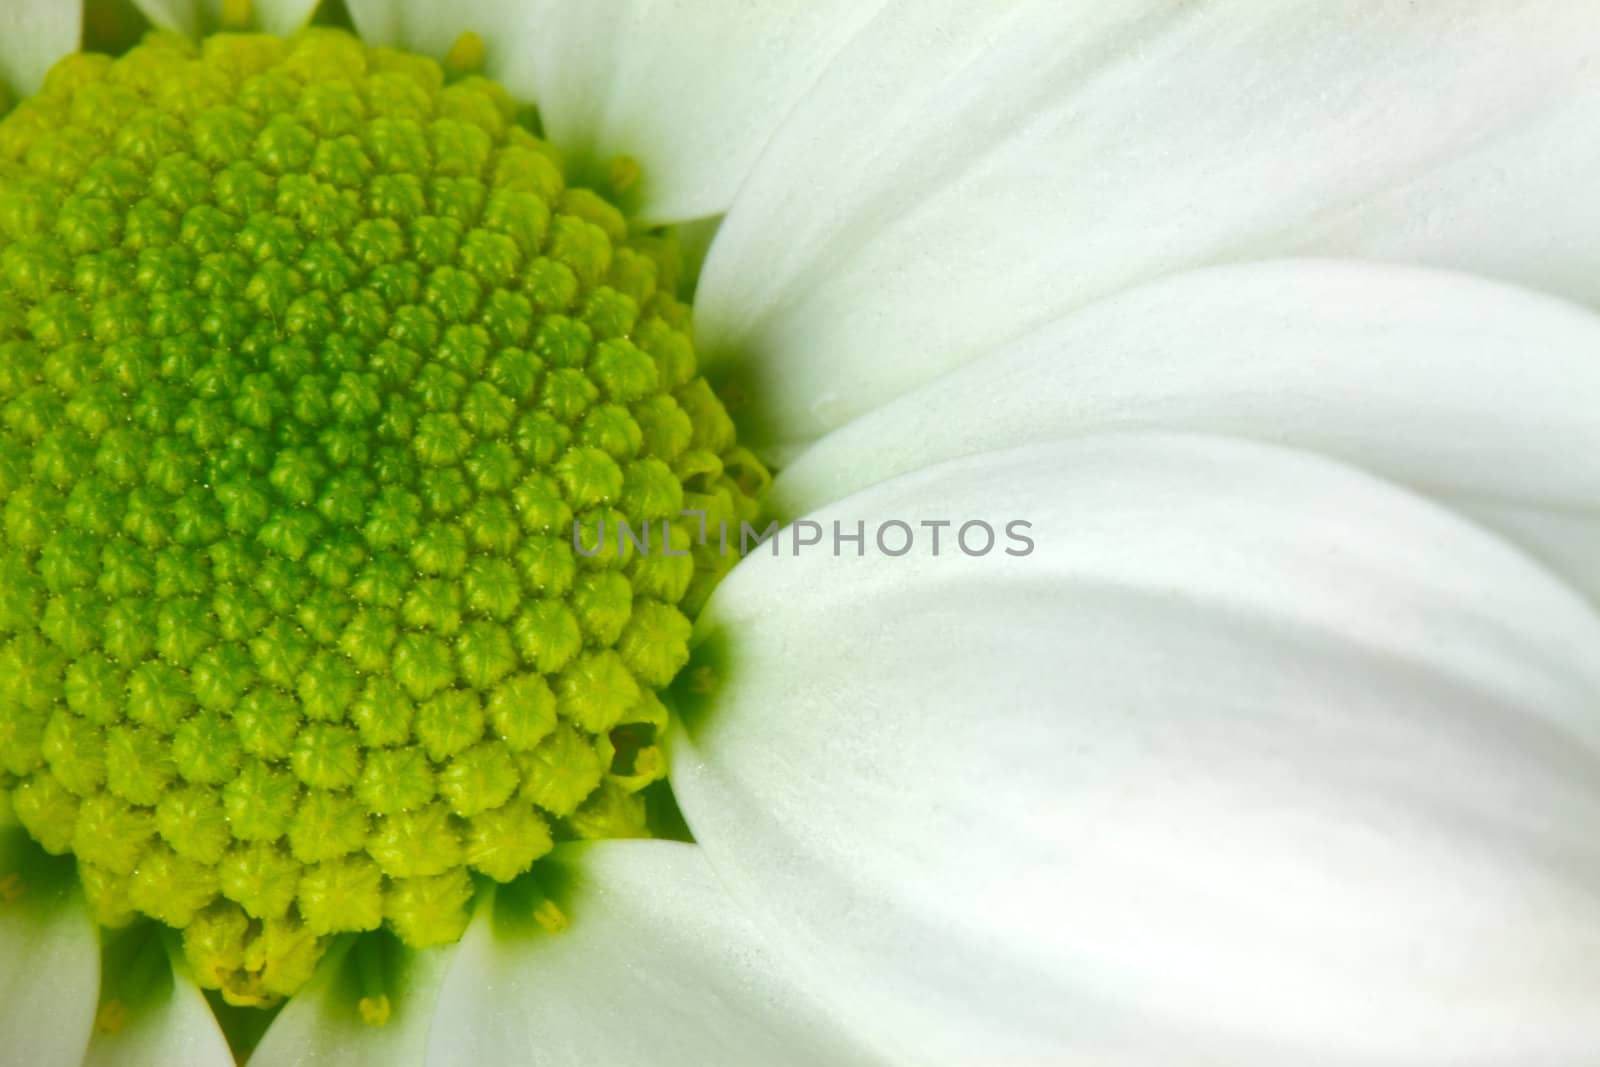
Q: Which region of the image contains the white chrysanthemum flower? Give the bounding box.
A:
[1,2,1598,1065]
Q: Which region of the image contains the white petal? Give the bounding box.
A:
[671,435,1600,1065]
[1467,504,1600,608]
[131,0,320,37]
[0,832,98,1067]
[425,841,880,1066]
[251,937,451,1067]
[774,260,1600,601]
[252,0,321,36]
[347,0,879,224]
[82,951,232,1067]
[0,0,79,98]
[342,0,514,54]
[695,1,1600,449]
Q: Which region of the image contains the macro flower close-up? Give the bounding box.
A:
[1,1,1598,1064]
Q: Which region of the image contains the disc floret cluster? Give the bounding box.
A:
[0,27,764,1005]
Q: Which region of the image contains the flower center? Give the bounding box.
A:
[0,26,765,1006]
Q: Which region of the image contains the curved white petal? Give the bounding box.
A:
[774,260,1600,601]
[82,954,232,1067]
[131,0,320,37]
[696,1,1600,450]
[1467,505,1600,609]
[347,0,879,224]
[253,0,321,36]
[0,0,79,98]
[425,841,881,1066]
[251,936,452,1067]
[342,0,515,54]
[672,435,1600,1065]
[0,833,98,1067]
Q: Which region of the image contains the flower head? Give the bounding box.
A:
[3,2,1600,1065]
[2,8,771,1010]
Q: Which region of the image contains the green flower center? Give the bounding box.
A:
[0,26,765,1006]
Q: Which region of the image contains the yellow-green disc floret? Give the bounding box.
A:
[0,27,765,1005]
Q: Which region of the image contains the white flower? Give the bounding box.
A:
[2,1,1598,1065]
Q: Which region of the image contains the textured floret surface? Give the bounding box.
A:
[0,27,764,1004]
